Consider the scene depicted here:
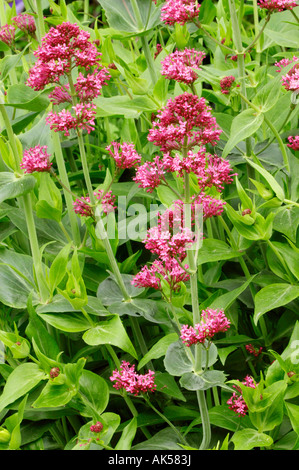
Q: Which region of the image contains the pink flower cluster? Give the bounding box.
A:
[46,103,97,137]
[161,48,206,85]
[245,344,263,357]
[12,13,36,36]
[132,206,195,292]
[20,145,52,174]
[258,0,297,11]
[133,155,167,193]
[110,361,156,396]
[148,93,222,152]
[275,56,299,91]
[90,422,103,433]
[73,190,116,217]
[180,309,231,346]
[161,0,200,26]
[27,22,111,136]
[287,135,299,150]
[227,376,257,417]
[133,258,190,292]
[220,75,238,95]
[106,142,142,169]
[0,24,15,48]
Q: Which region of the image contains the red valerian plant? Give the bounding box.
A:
[0,0,299,454]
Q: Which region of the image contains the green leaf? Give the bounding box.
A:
[37,312,92,333]
[83,315,138,359]
[6,85,49,112]
[209,405,254,432]
[273,206,299,243]
[98,0,161,34]
[0,173,36,204]
[179,370,229,392]
[243,157,285,201]
[138,333,178,370]
[164,341,193,377]
[49,242,72,294]
[252,75,282,112]
[97,275,144,305]
[254,284,299,325]
[197,238,242,265]
[208,275,257,311]
[285,402,299,436]
[0,363,46,413]
[231,429,273,450]
[155,372,186,401]
[0,330,30,359]
[222,109,264,158]
[79,370,110,420]
[115,417,137,450]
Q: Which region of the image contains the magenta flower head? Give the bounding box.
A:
[90,422,103,434]
[148,93,222,152]
[133,156,166,193]
[12,14,36,36]
[258,0,297,11]
[227,376,257,417]
[106,142,142,170]
[110,361,156,396]
[161,48,206,85]
[27,22,105,91]
[287,135,299,150]
[220,75,238,95]
[73,190,116,217]
[0,24,15,48]
[161,0,200,26]
[180,308,231,346]
[20,145,52,174]
[46,103,97,136]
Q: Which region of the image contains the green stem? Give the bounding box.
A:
[244,13,271,54]
[129,0,157,84]
[194,20,234,53]
[51,130,81,246]
[95,216,131,301]
[83,0,89,22]
[143,395,189,446]
[290,8,299,23]
[183,169,211,450]
[129,317,155,370]
[80,307,96,328]
[23,193,49,303]
[35,0,46,43]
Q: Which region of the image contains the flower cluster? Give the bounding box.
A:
[12,13,36,36]
[227,376,257,417]
[27,22,110,136]
[161,48,205,85]
[46,103,97,136]
[110,361,156,396]
[245,344,263,357]
[287,135,299,150]
[20,145,52,174]
[73,190,116,217]
[90,422,103,433]
[106,142,142,170]
[275,56,299,91]
[132,206,194,292]
[0,24,15,48]
[180,309,231,346]
[258,0,297,11]
[220,75,238,95]
[148,93,222,152]
[161,0,200,26]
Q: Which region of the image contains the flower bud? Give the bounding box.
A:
[242,209,252,216]
[50,367,60,378]
[90,421,103,433]
[0,428,10,443]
